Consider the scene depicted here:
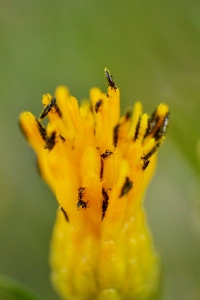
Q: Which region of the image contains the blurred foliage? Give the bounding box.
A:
[0,1,200,300]
[0,274,43,300]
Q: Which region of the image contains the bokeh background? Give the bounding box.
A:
[1,1,200,299]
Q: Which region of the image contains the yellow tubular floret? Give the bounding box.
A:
[20,69,169,300]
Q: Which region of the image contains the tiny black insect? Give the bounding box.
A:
[144,109,159,138]
[125,110,132,120]
[162,112,170,134]
[141,142,161,171]
[141,158,150,171]
[60,206,69,222]
[101,150,113,159]
[134,115,141,141]
[100,159,104,179]
[40,97,56,119]
[141,142,161,163]
[119,177,133,198]
[77,187,89,209]
[150,109,159,129]
[36,118,47,141]
[44,131,56,150]
[40,97,62,119]
[113,123,120,147]
[153,111,170,141]
[77,199,89,209]
[104,68,117,90]
[59,134,66,142]
[78,187,85,199]
[101,188,111,220]
[155,112,170,141]
[94,99,103,113]
[100,150,113,178]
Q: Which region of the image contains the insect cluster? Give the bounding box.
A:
[35,96,64,151]
[141,111,169,170]
[30,69,168,223]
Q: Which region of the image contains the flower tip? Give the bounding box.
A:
[157,102,169,113]
[19,112,35,140]
[19,112,29,140]
[55,85,70,100]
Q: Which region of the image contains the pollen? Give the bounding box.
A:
[19,69,169,300]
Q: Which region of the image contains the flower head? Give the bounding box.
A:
[19,69,169,300]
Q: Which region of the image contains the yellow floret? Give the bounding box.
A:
[19,69,169,300]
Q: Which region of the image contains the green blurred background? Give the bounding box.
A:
[1,1,200,299]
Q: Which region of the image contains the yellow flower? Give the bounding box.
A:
[19,69,169,300]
